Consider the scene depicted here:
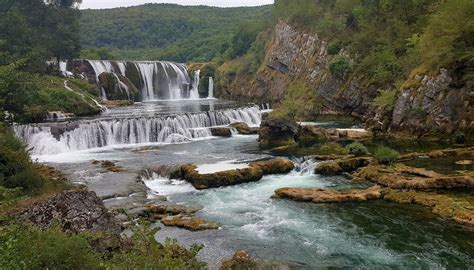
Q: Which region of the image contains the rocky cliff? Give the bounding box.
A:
[217,21,473,138]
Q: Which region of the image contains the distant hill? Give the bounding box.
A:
[79,4,272,62]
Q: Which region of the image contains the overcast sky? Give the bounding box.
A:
[80,0,274,9]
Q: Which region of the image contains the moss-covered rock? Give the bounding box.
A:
[315,157,372,176]
[181,164,263,190]
[161,215,220,231]
[258,116,299,148]
[210,127,232,137]
[98,72,140,101]
[354,164,474,189]
[229,122,259,135]
[249,158,294,174]
[274,186,383,203]
[382,189,474,227]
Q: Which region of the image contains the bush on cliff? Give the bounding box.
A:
[273,81,320,120]
[329,56,352,80]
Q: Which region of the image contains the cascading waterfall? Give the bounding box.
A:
[208,77,214,99]
[83,60,196,101]
[190,70,200,100]
[14,106,262,155]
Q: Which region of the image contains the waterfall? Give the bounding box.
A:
[83,60,194,101]
[208,77,214,99]
[14,106,262,155]
[190,70,200,100]
[59,61,73,77]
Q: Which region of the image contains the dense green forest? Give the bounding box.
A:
[0,0,102,123]
[80,4,272,62]
[273,0,474,88]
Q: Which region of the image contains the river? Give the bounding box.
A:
[15,99,473,269]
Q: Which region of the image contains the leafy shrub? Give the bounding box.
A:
[372,146,400,164]
[327,42,342,55]
[329,56,352,79]
[0,224,104,270]
[0,124,45,196]
[273,81,320,120]
[371,89,398,110]
[345,142,369,156]
[318,142,349,155]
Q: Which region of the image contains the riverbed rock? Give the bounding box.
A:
[220,250,258,270]
[229,122,259,135]
[314,157,372,176]
[398,147,474,161]
[161,215,220,231]
[382,189,474,227]
[258,116,299,148]
[249,158,295,174]
[146,204,201,215]
[274,186,383,203]
[181,164,264,190]
[211,127,233,137]
[18,190,121,235]
[92,160,126,173]
[354,164,474,189]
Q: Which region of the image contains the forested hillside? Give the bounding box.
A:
[217,0,473,138]
[80,4,272,62]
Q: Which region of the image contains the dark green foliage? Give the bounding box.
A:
[0,224,104,270]
[0,221,206,270]
[329,56,352,79]
[371,89,398,110]
[0,124,45,197]
[0,0,81,73]
[345,142,369,156]
[327,42,342,55]
[80,4,272,62]
[372,146,400,164]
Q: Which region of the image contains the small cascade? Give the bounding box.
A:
[291,157,319,176]
[59,61,73,77]
[208,77,214,99]
[190,70,200,100]
[14,106,262,155]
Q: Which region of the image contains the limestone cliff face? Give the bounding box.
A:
[390,69,473,136]
[218,21,377,119]
[218,21,473,137]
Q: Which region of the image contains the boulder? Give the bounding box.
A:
[181,164,263,190]
[92,160,126,173]
[314,157,372,176]
[273,186,383,203]
[249,158,294,174]
[230,122,259,135]
[161,215,220,231]
[258,116,299,148]
[18,190,121,235]
[211,127,233,137]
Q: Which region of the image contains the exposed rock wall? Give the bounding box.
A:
[218,21,377,119]
[218,21,472,137]
[390,69,473,136]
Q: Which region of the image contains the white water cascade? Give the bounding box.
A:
[14,106,262,155]
[190,70,200,100]
[83,60,196,101]
[208,77,214,99]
